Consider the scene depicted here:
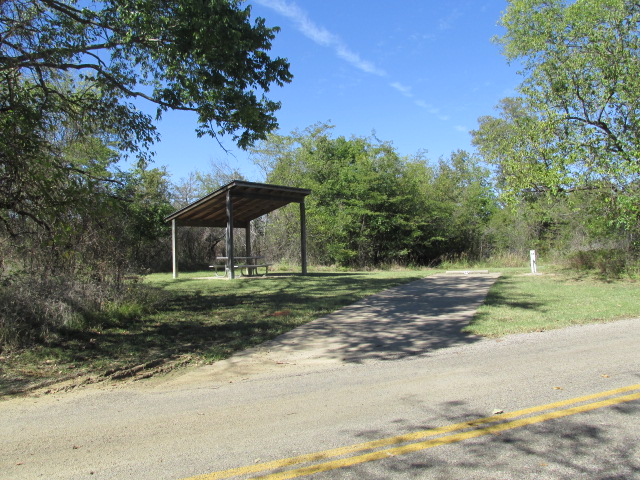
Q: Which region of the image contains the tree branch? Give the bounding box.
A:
[20,60,198,112]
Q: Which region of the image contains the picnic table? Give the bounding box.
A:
[209,256,272,277]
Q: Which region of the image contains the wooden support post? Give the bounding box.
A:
[245,223,252,257]
[172,219,178,279]
[245,222,253,275]
[226,190,235,279]
[300,201,307,275]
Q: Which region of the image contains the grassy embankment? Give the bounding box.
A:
[0,269,426,395]
[1,265,638,396]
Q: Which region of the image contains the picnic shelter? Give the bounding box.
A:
[165,180,312,279]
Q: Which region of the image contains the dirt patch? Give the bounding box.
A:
[3,355,194,398]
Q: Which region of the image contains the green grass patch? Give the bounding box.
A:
[465,272,640,337]
[0,269,428,395]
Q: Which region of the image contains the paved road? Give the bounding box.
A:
[1,274,639,479]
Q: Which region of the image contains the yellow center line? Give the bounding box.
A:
[185,384,640,480]
[255,391,640,480]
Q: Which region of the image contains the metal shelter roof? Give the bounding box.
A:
[165,180,312,228]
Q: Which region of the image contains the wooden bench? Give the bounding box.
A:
[209,257,272,277]
[234,264,272,277]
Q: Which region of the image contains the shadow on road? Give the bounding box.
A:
[345,398,640,479]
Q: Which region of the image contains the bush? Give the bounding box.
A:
[566,249,634,277]
[0,272,164,351]
[0,275,81,348]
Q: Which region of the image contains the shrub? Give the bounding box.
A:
[566,249,633,277]
[0,272,164,351]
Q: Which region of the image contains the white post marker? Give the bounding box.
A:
[530,249,537,274]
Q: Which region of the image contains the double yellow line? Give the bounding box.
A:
[186,383,640,480]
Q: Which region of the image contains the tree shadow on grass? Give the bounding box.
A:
[479,276,547,311]
[1,273,427,396]
[464,275,548,334]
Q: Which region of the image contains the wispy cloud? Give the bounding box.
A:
[255,0,386,76]
[415,100,450,121]
[438,8,462,31]
[415,100,437,113]
[390,82,412,97]
[454,125,468,132]
[257,0,452,123]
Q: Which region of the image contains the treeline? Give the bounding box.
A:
[473,0,640,273]
[249,123,496,267]
[174,118,638,274]
[3,113,636,348]
[0,158,175,347]
[169,125,498,269]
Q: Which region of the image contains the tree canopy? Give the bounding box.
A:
[251,124,496,267]
[499,0,640,169]
[1,0,291,147]
[474,0,640,236]
[1,0,292,229]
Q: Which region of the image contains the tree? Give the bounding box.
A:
[399,151,497,263]
[2,0,294,346]
[251,125,497,267]
[472,0,640,257]
[499,0,640,164]
[430,151,497,258]
[1,0,292,228]
[472,97,634,255]
[472,97,573,199]
[495,0,640,234]
[252,124,425,267]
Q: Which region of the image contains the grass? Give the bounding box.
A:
[0,269,428,396]
[465,269,640,336]
[1,265,637,397]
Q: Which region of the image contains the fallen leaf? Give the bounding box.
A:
[601,374,610,378]
[553,386,563,390]
[492,409,504,415]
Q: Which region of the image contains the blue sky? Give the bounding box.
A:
[148,0,522,182]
